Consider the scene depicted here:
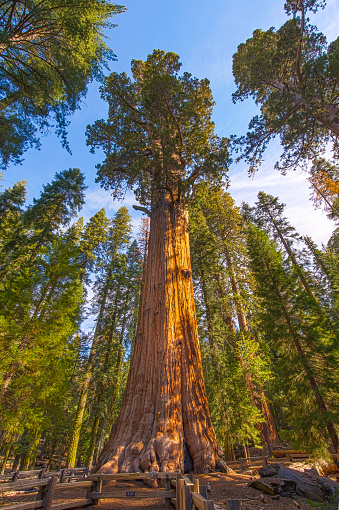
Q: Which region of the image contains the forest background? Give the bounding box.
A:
[1,0,339,474]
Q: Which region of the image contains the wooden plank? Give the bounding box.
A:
[171,498,176,507]
[43,476,57,510]
[56,481,93,490]
[0,479,49,492]
[88,472,178,482]
[193,477,199,495]
[227,501,241,510]
[15,471,41,478]
[177,478,185,510]
[88,473,146,481]
[165,474,171,510]
[87,490,176,499]
[200,485,208,500]
[206,501,214,510]
[50,499,92,510]
[192,492,207,510]
[184,484,192,510]
[182,475,194,487]
[0,501,44,510]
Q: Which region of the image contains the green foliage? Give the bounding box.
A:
[86,50,229,205]
[0,171,87,455]
[232,1,339,173]
[0,0,125,168]
[189,183,273,452]
[246,223,339,454]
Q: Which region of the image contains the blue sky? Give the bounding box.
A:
[2,0,338,244]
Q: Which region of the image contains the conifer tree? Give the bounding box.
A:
[189,184,277,456]
[66,207,132,467]
[232,0,339,173]
[247,224,339,456]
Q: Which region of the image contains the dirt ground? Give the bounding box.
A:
[0,472,337,510]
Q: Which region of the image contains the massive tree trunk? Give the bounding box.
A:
[96,195,222,474]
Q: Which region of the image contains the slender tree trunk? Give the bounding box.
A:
[28,431,41,470]
[224,250,279,445]
[200,268,216,356]
[0,442,12,474]
[66,273,112,467]
[12,454,21,472]
[97,196,222,473]
[87,412,101,469]
[263,257,339,455]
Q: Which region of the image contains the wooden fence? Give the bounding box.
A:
[0,471,242,510]
[0,468,89,484]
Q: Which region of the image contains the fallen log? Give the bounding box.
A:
[258,463,339,502]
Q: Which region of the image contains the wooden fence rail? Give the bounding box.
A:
[0,472,243,510]
[0,468,90,484]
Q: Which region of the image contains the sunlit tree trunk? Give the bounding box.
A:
[97,196,222,473]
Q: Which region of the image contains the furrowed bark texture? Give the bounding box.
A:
[97,196,221,474]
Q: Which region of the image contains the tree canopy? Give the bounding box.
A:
[86,50,229,206]
[232,0,339,173]
[0,0,125,169]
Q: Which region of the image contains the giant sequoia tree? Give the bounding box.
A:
[87,50,229,473]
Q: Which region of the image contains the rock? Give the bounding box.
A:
[248,479,275,495]
[259,464,280,478]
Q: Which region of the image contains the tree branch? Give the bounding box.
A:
[132,204,151,216]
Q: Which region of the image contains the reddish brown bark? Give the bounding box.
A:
[97,195,222,474]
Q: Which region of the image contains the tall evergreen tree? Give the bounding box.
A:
[232,0,339,173]
[247,224,339,456]
[0,0,125,168]
[87,50,229,473]
[66,207,132,467]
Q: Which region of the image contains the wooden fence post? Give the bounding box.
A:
[227,500,241,510]
[177,477,185,510]
[165,473,171,509]
[43,475,57,510]
[200,484,208,500]
[39,468,46,479]
[193,477,199,495]
[89,476,102,507]
[184,484,192,510]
